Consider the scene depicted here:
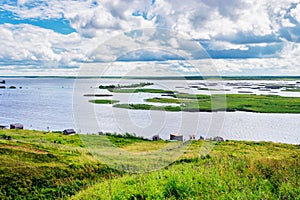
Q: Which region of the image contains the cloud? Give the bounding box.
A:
[75,58,300,77]
[77,60,211,77]
[209,58,300,75]
[206,41,249,51]
[289,3,300,23]
[2,0,296,40]
[0,23,89,68]
[0,0,300,75]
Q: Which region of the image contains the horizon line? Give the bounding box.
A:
[0,75,300,80]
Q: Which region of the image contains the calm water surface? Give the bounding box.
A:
[0,78,299,144]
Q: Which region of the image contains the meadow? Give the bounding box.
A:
[73,141,300,200]
[0,130,299,199]
[0,129,121,199]
[114,94,300,113]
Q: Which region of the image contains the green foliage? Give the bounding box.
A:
[89,99,119,104]
[1,133,7,139]
[283,88,300,92]
[198,87,209,90]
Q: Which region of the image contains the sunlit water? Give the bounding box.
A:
[0,78,299,144]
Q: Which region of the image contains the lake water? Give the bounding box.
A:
[0,78,299,144]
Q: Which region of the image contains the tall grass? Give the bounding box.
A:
[1,130,299,199]
[72,141,300,200]
[0,130,120,200]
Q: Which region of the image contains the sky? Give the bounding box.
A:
[1,0,300,76]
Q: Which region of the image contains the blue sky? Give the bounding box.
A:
[0,0,300,76]
[0,9,75,34]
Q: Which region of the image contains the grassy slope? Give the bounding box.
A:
[72,140,300,200]
[0,130,120,200]
[1,130,300,199]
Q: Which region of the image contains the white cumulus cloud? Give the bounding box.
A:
[0,0,300,75]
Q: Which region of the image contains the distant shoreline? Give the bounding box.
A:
[0,75,300,80]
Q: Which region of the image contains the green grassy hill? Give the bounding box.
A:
[0,130,121,199]
[0,130,299,199]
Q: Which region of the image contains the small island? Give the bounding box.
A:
[99,82,153,90]
[283,88,300,92]
[91,82,300,113]
[89,99,120,104]
[109,93,300,113]
[83,94,113,97]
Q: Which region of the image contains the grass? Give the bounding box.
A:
[79,133,187,173]
[88,99,120,104]
[283,88,300,92]
[72,140,300,200]
[104,132,150,147]
[142,94,300,113]
[198,87,209,90]
[0,130,120,200]
[1,130,300,199]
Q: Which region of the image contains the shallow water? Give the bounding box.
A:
[0,78,299,144]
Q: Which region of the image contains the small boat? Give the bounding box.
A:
[0,80,5,84]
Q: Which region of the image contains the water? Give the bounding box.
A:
[0,78,74,131]
[0,78,299,144]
